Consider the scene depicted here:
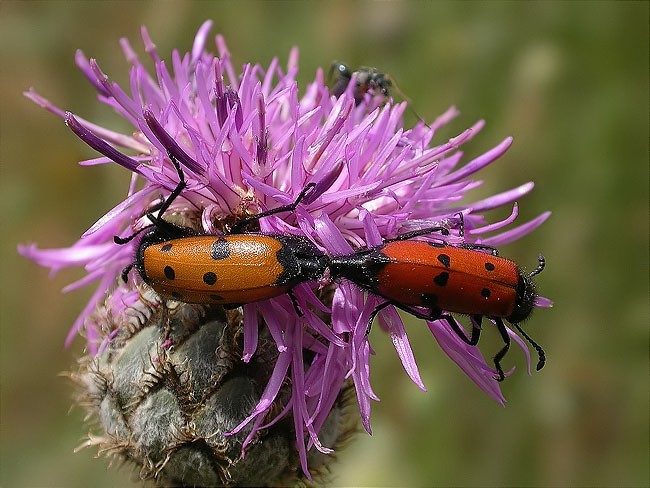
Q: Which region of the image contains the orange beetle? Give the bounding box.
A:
[117,154,326,310]
[134,233,327,306]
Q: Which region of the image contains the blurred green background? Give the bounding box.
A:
[2,2,647,487]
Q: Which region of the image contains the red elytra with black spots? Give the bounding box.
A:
[377,241,520,317]
[330,239,536,323]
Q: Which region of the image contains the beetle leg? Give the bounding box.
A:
[365,301,393,335]
[120,263,134,283]
[114,224,153,244]
[288,290,304,317]
[459,242,500,256]
[436,314,481,346]
[156,151,187,218]
[384,226,449,243]
[513,322,546,371]
[114,151,188,245]
[493,318,511,382]
[454,212,499,255]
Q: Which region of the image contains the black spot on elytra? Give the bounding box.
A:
[481,288,491,299]
[437,253,451,268]
[161,243,173,252]
[484,262,495,271]
[433,272,449,287]
[203,272,217,285]
[211,238,230,260]
[164,266,176,280]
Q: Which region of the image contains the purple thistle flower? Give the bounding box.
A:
[19,20,550,483]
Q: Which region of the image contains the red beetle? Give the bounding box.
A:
[330,222,546,381]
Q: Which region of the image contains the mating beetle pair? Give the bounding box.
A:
[116,155,546,381]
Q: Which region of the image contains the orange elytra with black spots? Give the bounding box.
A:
[135,232,328,305]
[115,153,327,308]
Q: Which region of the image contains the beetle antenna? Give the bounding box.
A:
[529,254,546,278]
